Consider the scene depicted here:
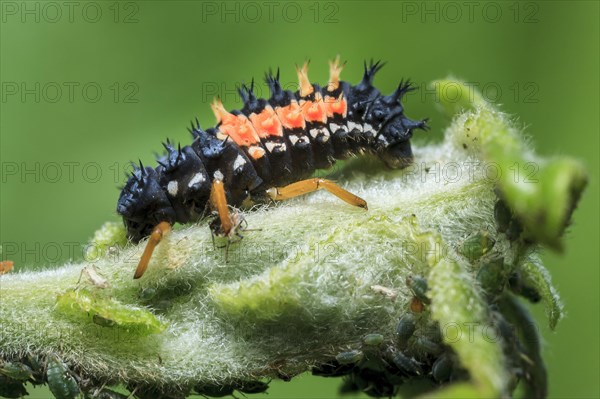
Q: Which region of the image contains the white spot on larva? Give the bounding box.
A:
[188,172,206,188]
[320,128,330,137]
[214,170,224,181]
[364,123,376,136]
[309,128,319,138]
[348,121,363,132]
[233,154,246,171]
[279,143,287,151]
[289,135,300,145]
[265,141,277,152]
[167,180,178,196]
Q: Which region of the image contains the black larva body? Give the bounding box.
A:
[117,61,428,242]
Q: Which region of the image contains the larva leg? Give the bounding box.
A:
[266,178,368,210]
[133,221,172,279]
[209,178,234,236]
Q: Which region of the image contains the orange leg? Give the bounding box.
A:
[133,221,172,279]
[209,178,234,236]
[266,178,368,210]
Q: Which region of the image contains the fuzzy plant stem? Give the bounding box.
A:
[0,80,587,399]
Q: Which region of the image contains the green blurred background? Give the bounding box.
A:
[1,1,598,398]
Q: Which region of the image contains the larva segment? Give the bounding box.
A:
[275,102,306,130]
[295,60,335,170]
[301,91,328,124]
[239,78,294,186]
[324,93,348,118]
[249,105,284,138]
[211,98,261,147]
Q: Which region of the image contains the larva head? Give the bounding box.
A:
[117,164,176,242]
[365,81,428,168]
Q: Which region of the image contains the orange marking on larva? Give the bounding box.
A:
[275,101,306,130]
[249,106,283,138]
[301,94,327,124]
[296,61,314,97]
[0,260,13,275]
[248,145,265,160]
[212,98,261,146]
[325,94,348,118]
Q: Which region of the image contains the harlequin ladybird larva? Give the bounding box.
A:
[117,56,428,278]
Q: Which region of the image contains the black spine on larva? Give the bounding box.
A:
[117,60,428,242]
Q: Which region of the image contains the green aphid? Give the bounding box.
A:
[363,333,384,346]
[414,336,443,356]
[476,256,506,296]
[55,289,166,334]
[458,230,496,261]
[406,276,430,305]
[0,361,33,381]
[0,375,28,398]
[335,350,364,365]
[47,356,79,399]
[139,287,157,302]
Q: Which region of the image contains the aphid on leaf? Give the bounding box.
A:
[46,355,80,399]
[396,314,416,347]
[0,374,28,398]
[432,354,453,382]
[406,275,430,313]
[335,350,364,365]
[0,362,33,381]
[116,56,428,278]
[363,333,384,346]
